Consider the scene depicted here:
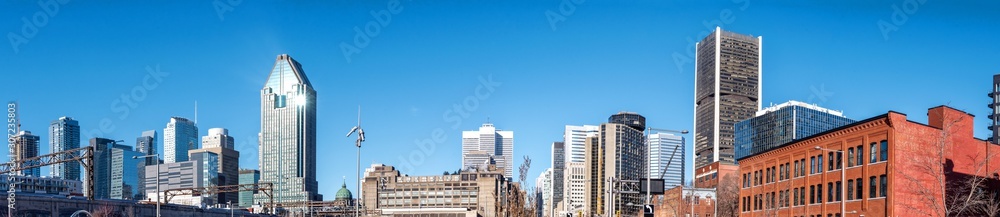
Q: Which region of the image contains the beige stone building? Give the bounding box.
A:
[362,163,518,217]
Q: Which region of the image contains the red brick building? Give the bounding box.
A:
[737,106,1000,217]
[695,161,740,188]
[651,186,717,217]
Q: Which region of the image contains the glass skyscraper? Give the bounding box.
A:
[164,117,198,163]
[256,54,320,204]
[136,130,157,166]
[649,133,684,189]
[734,100,855,160]
[239,169,260,207]
[50,117,81,180]
[12,131,40,177]
[693,27,762,169]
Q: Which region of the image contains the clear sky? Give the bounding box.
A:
[2,1,999,197]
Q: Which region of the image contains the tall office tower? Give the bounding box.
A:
[50,117,81,180]
[461,123,514,178]
[585,112,647,217]
[562,125,597,212]
[536,168,553,217]
[164,117,198,163]
[145,152,220,207]
[734,100,855,160]
[550,142,565,211]
[238,169,260,208]
[693,27,762,169]
[90,138,142,200]
[12,131,40,177]
[136,130,157,166]
[111,146,143,200]
[256,54,321,204]
[649,133,684,189]
[190,128,239,204]
[990,74,1000,144]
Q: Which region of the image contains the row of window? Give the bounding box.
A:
[741,140,889,189]
[742,174,889,212]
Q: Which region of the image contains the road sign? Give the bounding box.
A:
[644,205,654,217]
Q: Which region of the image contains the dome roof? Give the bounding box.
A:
[336,182,352,200]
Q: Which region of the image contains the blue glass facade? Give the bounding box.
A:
[735,103,856,161]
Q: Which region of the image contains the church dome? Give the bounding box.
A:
[335,182,352,200]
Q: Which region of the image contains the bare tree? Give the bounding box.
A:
[716,174,741,217]
[91,203,118,217]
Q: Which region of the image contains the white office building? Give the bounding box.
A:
[649,133,685,189]
[461,123,513,178]
[164,117,198,163]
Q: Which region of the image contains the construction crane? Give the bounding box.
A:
[0,146,95,200]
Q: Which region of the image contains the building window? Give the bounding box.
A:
[818,155,824,173]
[870,143,877,163]
[856,178,863,199]
[847,148,855,167]
[856,145,863,166]
[810,185,815,204]
[794,188,799,206]
[836,181,842,201]
[847,179,854,200]
[836,152,842,169]
[879,140,888,162]
[828,182,834,202]
[810,157,816,174]
[794,161,799,177]
[880,175,888,197]
[828,152,835,171]
[870,176,877,198]
[817,184,823,203]
[800,187,806,205]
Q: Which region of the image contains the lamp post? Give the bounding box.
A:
[134,154,160,217]
[815,146,846,217]
[346,107,365,217]
[228,200,234,217]
[644,127,688,214]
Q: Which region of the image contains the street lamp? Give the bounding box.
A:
[644,127,688,212]
[346,106,366,217]
[815,146,846,217]
[228,200,234,217]
[134,154,160,217]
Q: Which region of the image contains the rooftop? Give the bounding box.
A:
[756,100,845,117]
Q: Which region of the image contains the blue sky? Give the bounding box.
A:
[2,1,999,197]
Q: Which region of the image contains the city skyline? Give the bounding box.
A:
[3,1,1000,200]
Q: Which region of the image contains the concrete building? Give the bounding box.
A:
[145,152,220,207]
[693,27,762,169]
[90,138,143,200]
[584,112,647,217]
[990,73,1000,144]
[164,117,198,163]
[649,132,684,189]
[256,54,321,204]
[190,128,239,204]
[361,163,513,217]
[461,123,514,178]
[735,100,855,160]
[561,125,598,213]
[12,130,40,177]
[651,187,717,217]
[536,168,553,217]
[0,174,82,197]
[49,117,80,180]
[737,106,1000,217]
[239,169,260,208]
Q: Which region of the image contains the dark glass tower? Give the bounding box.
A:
[694,27,762,169]
[990,74,1000,144]
[734,101,856,160]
